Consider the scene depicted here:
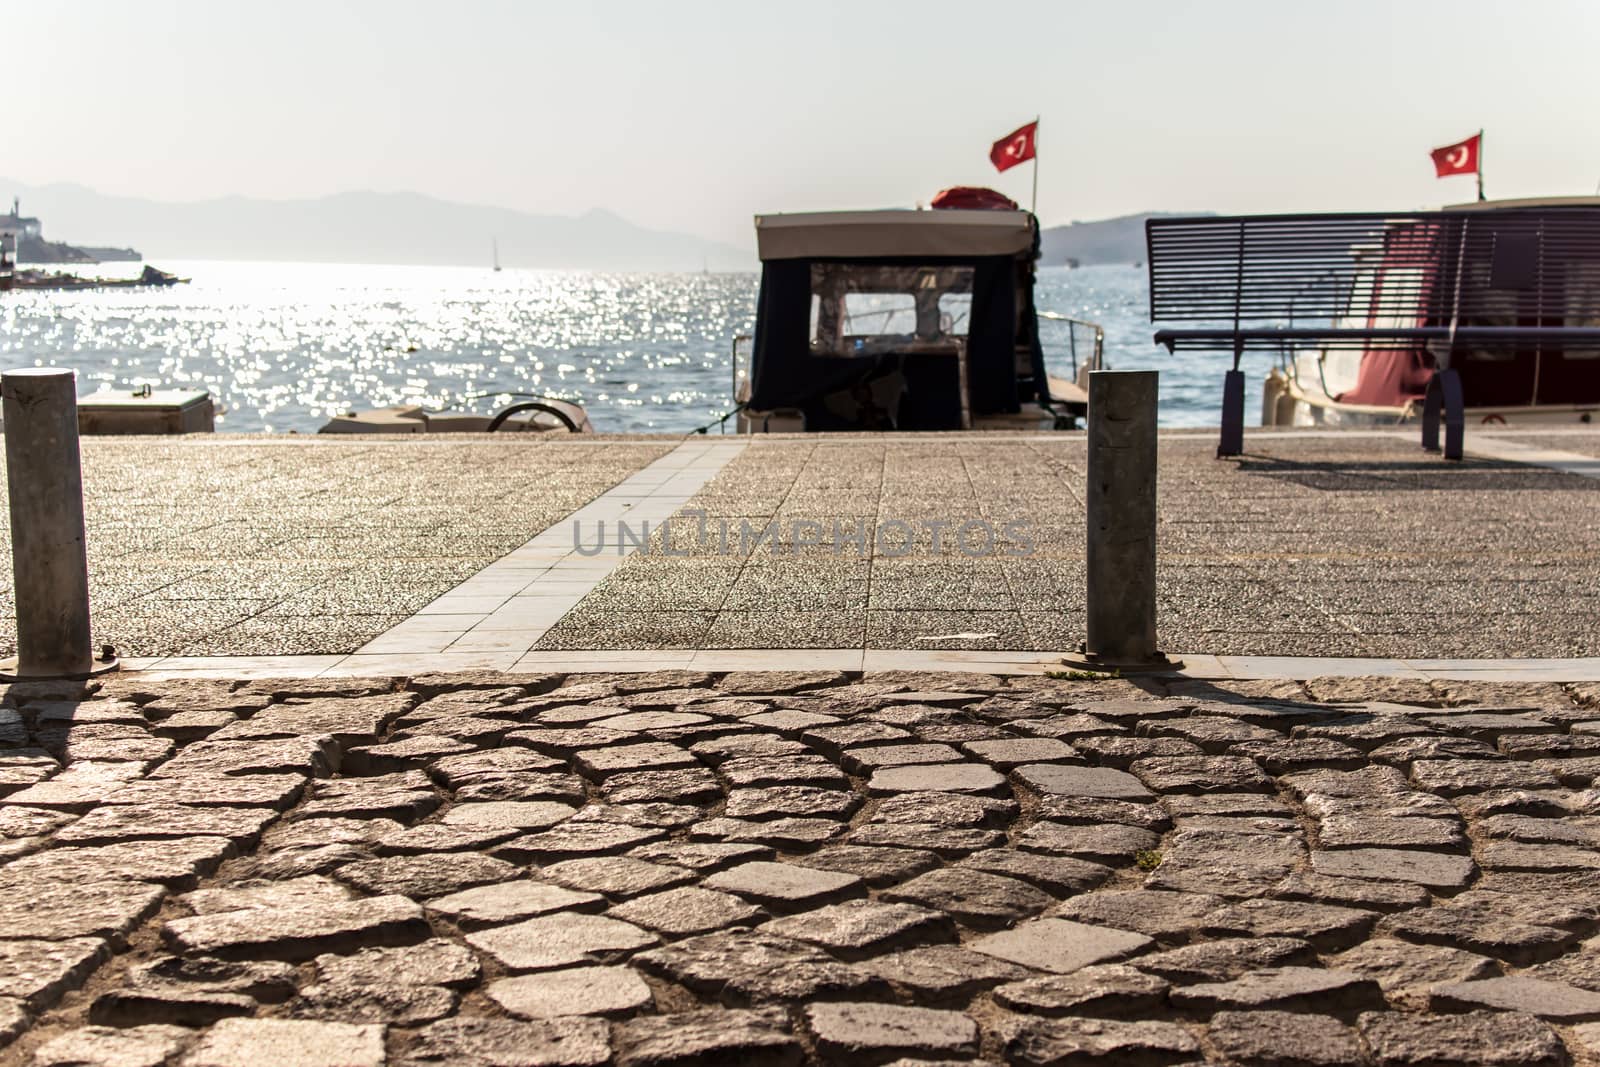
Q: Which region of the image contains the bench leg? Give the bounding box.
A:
[1421,374,1441,452]
[1421,368,1465,459]
[1441,368,1465,461]
[1218,369,1245,458]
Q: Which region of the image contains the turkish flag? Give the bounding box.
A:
[1431,133,1480,178]
[990,121,1038,173]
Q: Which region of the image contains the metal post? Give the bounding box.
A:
[1066,370,1176,672]
[0,369,116,681]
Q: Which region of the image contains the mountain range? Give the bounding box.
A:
[5,181,753,272]
[6,179,1191,271]
[1039,211,1210,267]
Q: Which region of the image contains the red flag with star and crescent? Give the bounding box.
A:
[1431,133,1480,178]
[990,121,1038,173]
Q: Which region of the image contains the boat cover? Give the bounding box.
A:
[746,213,1048,425]
[1336,350,1434,407]
[755,210,1035,262]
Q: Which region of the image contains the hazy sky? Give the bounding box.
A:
[14,0,1600,247]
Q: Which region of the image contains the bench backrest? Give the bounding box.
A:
[1146,207,1600,354]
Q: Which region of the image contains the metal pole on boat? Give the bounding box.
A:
[1067,369,1177,673]
[1030,116,1040,216]
[0,368,117,681]
[1477,129,1485,202]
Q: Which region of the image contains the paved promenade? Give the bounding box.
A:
[3,668,1600,1065]
[0,438,673,659]
[2,428,1598,671]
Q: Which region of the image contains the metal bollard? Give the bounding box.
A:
[0,369,117,681]
[1066,369,1177,672]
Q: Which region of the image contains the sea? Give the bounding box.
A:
[0,260,1283,434]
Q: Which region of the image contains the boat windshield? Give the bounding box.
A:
[808,263,974,357]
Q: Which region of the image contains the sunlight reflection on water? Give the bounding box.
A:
[2,261,1278,432]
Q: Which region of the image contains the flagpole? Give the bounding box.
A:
[1477,128,1486,202]
[1031,116,1040,216]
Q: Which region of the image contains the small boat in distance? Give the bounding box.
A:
[493,238,502,273]
[732,194,1101,432]
[10,264,189,291]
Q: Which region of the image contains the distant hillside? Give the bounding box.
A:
[1040,211,1212,267]
[0,180,754,272]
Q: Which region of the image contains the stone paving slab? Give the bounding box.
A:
[0,438,675,659]
[9,428,1600,668]
[3,669,1600,1063]
[528,430,1600,659]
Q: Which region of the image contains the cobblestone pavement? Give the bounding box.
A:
[0,438,674,659]
[538,432,1600,658]
[3,669,1600,1064]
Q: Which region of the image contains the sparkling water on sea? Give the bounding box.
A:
[0,260,1281,433]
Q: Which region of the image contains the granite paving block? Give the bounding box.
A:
[1310,847,1478,888]
[997,1015,1200,1067]
[804,1001,978,1063]
[0,938,109,1010]
[425,882,605,928]
[465,913,657,972]
[762,901,956,960]
[1357,1009,1566,1067]
[488,965,653,1019]
[163,894,428,960]
[399,1015,613,1067]
[703,861,863,910]
[184,1018,385,1067]
[614,1007,800,1067]
[32,1025,193,1067]
[9,667,1600,1060]
[1429,975,1600,1021]
[639,929,885,1004]
[969,918,1153,975]
[1205,1010,1364,1067]
[1171,966,1384,1015]
[993,965,1171,1018]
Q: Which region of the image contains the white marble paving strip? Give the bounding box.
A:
[352,438,748,658]
[1466,435,1600,480]
[125,649,1600,682]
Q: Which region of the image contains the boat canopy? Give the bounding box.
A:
[744,209,1049,430]
[755,210,1036,261]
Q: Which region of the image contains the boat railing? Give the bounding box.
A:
[1037,311,1105,381]
[731,334,753,401]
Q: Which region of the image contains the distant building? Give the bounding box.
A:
[0,196,43,244]
[0,196,109,264]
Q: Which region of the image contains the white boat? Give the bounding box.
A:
[320,397,593,434]
[1260,197,1600,430]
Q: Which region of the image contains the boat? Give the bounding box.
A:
[1253,198,1600,429]
[320,396,594,434]
[732,193,1102,433]
[493,238,502,273]
[11,264,190,290]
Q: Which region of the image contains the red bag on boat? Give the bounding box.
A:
[929,187,1019,211]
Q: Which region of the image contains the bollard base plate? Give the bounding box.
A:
[1060,649,1184,677]
[0,655,120,683]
